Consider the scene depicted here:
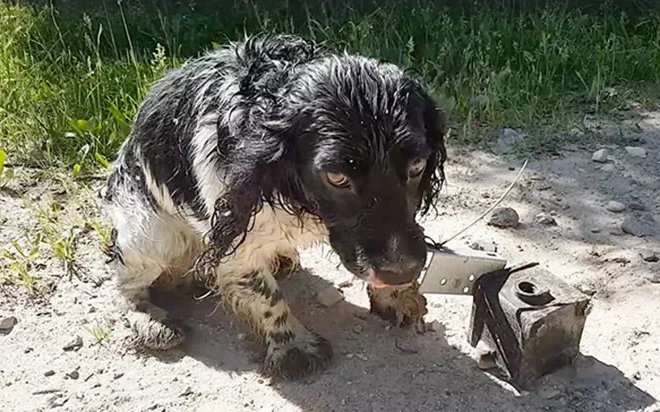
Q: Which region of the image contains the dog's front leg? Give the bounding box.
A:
[219,268,333,380]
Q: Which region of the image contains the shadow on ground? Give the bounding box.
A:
[148,266,656,412]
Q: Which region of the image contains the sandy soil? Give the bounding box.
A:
[1,111,659,412]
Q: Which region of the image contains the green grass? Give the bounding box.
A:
[1,0,660,174]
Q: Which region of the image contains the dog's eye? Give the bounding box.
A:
[325,172,350,188]
[408,158,426,178]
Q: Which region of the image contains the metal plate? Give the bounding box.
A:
[418,247,508,295]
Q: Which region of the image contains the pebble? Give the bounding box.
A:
[469,239,498,253]
[535,212,557,226]
[352,325,363,334]
[316,286,344,307]
[47,394,69,408]
[621,216,654,237]
[66,370,80,380]
[538,387,563,400]
[488,207,520,228]
[180,387,194,397]
[477,354,497,370]
[44,370,55,377]
[575,282,597,296]
[625,146,647,157]
[427,320,441,332]
[605,201,626,213]
[113,373,124,380]
[24,347,33,354]
[591,149,609,163]
[590,228,601,233]
[0,316,18,333]
[629,202,646,211]
[237,333,247,341]
[600,164,615,172]
[633,372,642,381]
[62,336,83,352]
[640,250,659,263]
[355,353,368,361]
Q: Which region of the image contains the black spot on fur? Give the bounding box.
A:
[268,330,295,344]
[274,312,289,328]
[270,290,283,306]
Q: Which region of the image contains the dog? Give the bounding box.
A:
[102,33,447,380]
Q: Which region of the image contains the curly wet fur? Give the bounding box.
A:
[103,33,446,380]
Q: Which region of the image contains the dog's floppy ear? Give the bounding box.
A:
[415,89,448,216]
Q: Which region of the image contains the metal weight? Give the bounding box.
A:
[467,263,592,389]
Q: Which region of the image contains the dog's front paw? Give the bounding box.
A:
[125,302,188,350]
[129,315,187,350]
[367,282,428,331]
[262,330,333,380]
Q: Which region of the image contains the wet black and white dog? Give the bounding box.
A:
[103,34,446,380]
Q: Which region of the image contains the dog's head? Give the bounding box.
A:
[268,55,447,287]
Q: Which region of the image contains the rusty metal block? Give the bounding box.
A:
[468,263,592,389]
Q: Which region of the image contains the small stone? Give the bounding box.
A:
[591,149,609,163]
[625,146,647,157]
[24,347,33,354]
[575,282,597,296]
[44,370,55,377]
[535,212,557,226]
[47,394,69,408]
[590,228,601,233]
[0,316,18,334]
[538,387,563,400]
[355,353,368,361]
[605,201,626,213]
[352,325,363,334]
[62,336,83,352]
[237,333,247,341]
[316,286,344,307]
[180,386,194,397]
[629,202,646,211]
[427,320,441,332]
[600,164,615,172]
[477,354,497,370]
[488,207,519,228]
[113,373,124,380]
[88,306,96,314]
[66,370,79,380]
[640,250,659,263]
[633,372,642,380]
[469,239,498,253]
[621,216,654,237]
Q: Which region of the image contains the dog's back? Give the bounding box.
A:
[105,34,324,221]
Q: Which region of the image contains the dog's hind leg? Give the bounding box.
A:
[104,179,200,350]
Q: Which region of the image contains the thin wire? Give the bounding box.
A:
[439,159,529,247]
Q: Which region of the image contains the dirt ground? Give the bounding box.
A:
[1,111,659,412]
